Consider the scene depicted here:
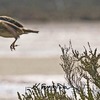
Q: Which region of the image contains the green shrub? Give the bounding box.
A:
[17,82,73,100]
[17,42,100,100]
[59,42,100,100]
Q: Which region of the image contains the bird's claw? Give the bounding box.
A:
[10,43,19,51]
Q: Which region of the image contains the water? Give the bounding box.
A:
[0,75,66,100]
[0,21,100,57]
[0,21,100,99]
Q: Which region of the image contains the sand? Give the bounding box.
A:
[0,57,65,100]
[0,57,64,75]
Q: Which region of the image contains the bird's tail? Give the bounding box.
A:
[23,28,39,34]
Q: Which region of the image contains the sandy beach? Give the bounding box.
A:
[0,22,100,99]
[0,57,64,75]
[0,57,65,100]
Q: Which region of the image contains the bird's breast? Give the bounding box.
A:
[0,29,14,38]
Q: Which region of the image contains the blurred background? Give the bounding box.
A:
[0,0,100,99]
[0,0,100,21]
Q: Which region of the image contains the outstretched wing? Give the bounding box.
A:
[1,21,23,38]
[0,16,23,28]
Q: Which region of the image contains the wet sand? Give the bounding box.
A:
[0,57,64,75]
[0,57,65,100]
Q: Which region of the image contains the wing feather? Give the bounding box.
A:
[1,21,23,38]
[0,16,23,28]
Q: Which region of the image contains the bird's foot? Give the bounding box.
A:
[10,43,19,51]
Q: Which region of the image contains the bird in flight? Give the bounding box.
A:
[0,16,39,51]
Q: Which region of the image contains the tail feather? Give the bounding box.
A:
[23,29,39,34]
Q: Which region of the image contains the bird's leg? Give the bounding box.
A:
[10,38,18,51]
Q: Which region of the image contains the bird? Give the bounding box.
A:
[0,16,39,51]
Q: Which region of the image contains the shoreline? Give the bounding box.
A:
[0,57,64,75]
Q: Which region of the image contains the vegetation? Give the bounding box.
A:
[17,42,100,100]
[1,0,100,21]
[17,82,72,100]
[59,42,100,100]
